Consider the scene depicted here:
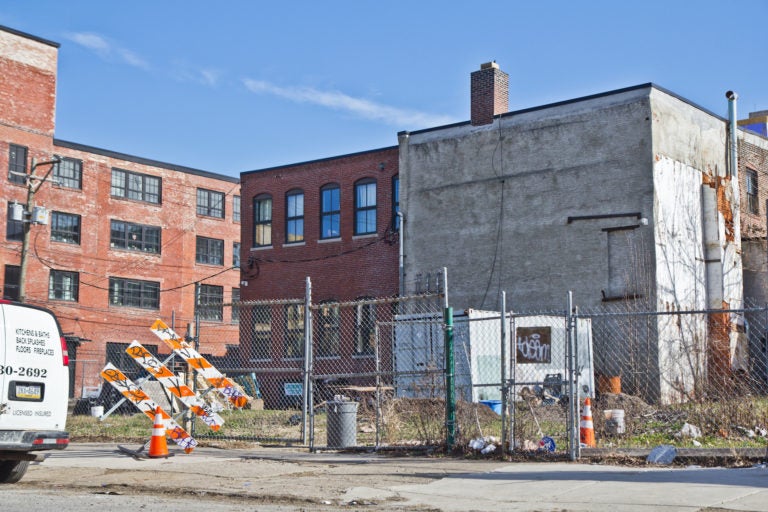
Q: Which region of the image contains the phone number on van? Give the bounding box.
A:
[0,365,48,378]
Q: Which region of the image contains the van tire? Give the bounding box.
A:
[0,460,29,484]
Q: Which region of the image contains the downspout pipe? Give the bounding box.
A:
[726,91,738,180]
[397,212,405,296]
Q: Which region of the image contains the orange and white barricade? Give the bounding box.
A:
[100,363,197,453]
[150,319,249,408]
[125,341,224,431]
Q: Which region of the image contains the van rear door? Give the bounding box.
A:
[0,303,69,432]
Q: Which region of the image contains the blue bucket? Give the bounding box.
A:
[479,400,502,415]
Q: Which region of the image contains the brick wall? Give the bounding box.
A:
[0,27,241,396]
[240,146,400,303]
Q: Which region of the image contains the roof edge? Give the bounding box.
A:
[0,25,60,48]
[53,139,239,183]
[242,144,398,176]
[400,83,727,138]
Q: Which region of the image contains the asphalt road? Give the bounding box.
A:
[7,443,768,511]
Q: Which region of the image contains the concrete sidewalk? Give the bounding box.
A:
[27,443,768,511]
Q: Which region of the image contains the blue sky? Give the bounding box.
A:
[1,1,767,178]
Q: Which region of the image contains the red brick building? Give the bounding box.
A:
[239,148,400,406]
[0,26,241,397]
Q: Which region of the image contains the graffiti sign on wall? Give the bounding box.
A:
[516,326,552,364]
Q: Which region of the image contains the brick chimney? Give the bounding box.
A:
[471,61,509,126]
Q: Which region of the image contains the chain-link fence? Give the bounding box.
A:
[580,300,768,450]
[88,278,768,457]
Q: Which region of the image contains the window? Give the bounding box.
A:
[51,212,81,244]
[109,277,160,309]
[355,299,376,355]
[6,203,23,241]
[111,168,161,204]
[316,301,340,357]
[747,168,759,215]
[233,242,241,268]
[3,265,20,301]
[253,194,272,247]
[197,284,223,321]
[392,175,400,231]
[110,220,160,253]
[8,144,27,184]
[53,158,82,189]
[197,188,225,218]
[354,179,377,235]
[231,288,240,324]
[320,184,340,239]
[285,190,304,243]
[49,270,79,301]
[233,195,241,223]
[284,304,304,358]
[196,236,224,265]
[250,305,271,360]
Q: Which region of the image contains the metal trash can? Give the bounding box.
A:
[326,399,358,448]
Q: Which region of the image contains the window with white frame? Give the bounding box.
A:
[253,194,272,247]
[320,184,340,239]
[285,190,304,243]
[354,179,377,235]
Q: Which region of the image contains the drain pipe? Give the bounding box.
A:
[726,91,739,180]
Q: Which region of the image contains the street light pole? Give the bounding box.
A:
[18,156,61,303]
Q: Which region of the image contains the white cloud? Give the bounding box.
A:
[65,32,149,70]
[242,78,455,128]
[199,69,221,87]
[67,32,110,56]
[118,49,149,70]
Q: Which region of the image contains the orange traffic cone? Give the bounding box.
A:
[147,407,170,458]
[580,397,596,448]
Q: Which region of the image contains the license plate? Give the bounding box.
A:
[15,384,41,400]
[0,431,24,443]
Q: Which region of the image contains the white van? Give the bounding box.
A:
[0,300,70,483]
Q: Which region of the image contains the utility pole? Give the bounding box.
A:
[16,156,61,303]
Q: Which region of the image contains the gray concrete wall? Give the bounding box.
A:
[400,87,658,312]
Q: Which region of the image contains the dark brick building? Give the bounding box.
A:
[239,147,400,406]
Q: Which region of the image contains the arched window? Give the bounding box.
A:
[285,189,304,243]
[320,183,341,239]
[253,194,272,247]
[354,178,377,235]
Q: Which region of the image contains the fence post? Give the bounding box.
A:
[500,291,508,454]
[442,268,456,450]
[302,277,312,446]
[566,291,578,460]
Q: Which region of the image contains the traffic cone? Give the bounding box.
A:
[579,397,596,448]
[147,407,170,458]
